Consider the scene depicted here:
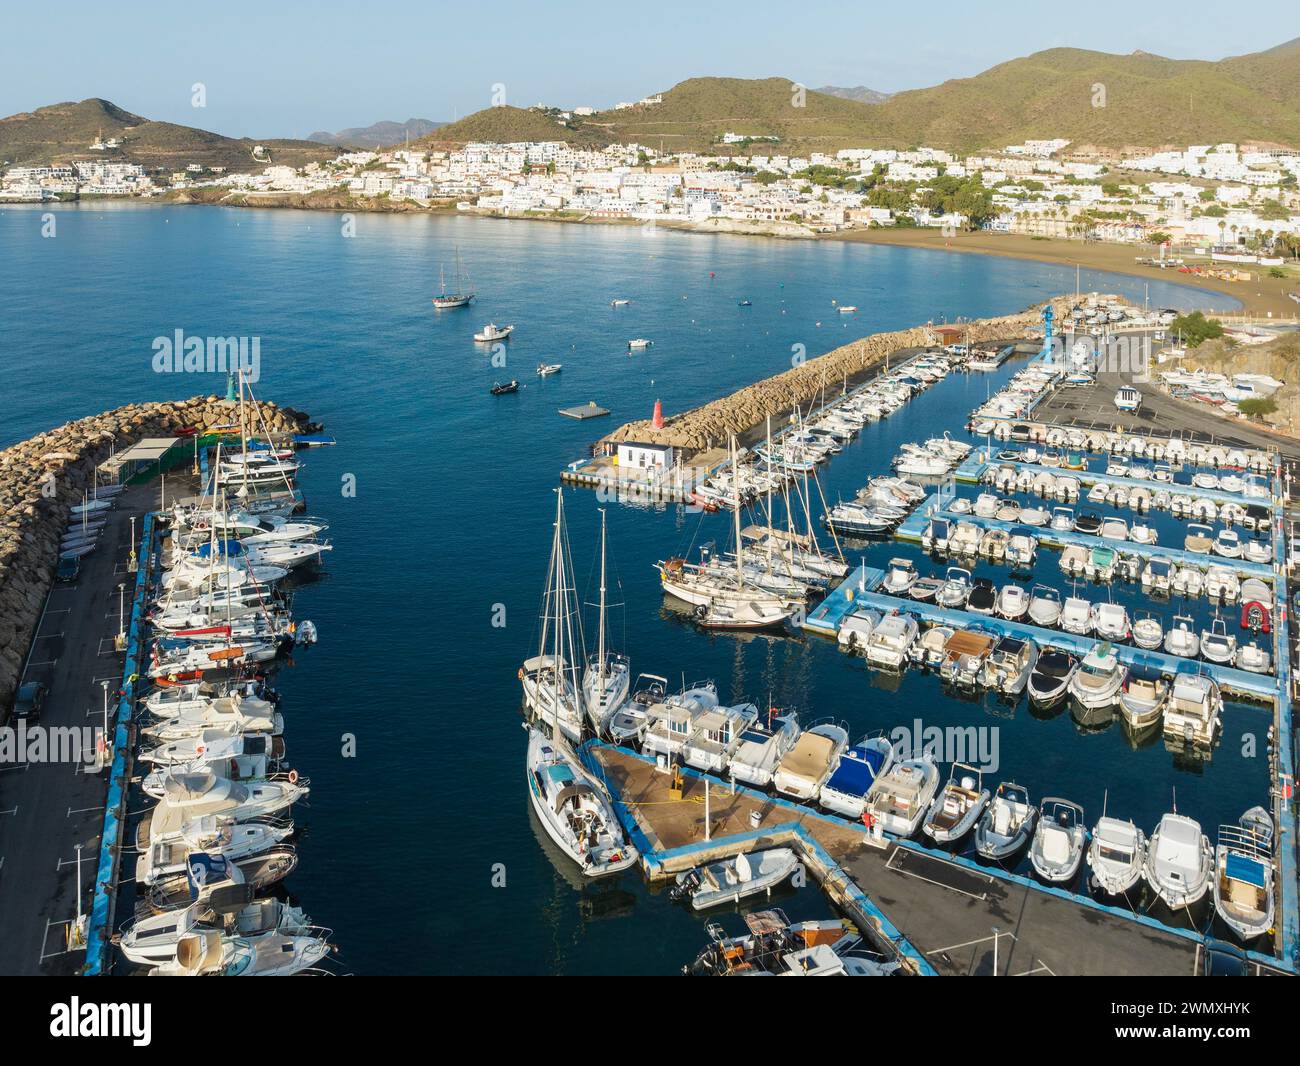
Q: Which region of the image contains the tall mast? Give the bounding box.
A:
[597,508,607,689]
[731,435,742,588]
[765,415,774,571]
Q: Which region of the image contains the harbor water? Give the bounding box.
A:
[0,203,1250,973]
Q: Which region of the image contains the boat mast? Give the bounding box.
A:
[597,507,608,691]
[731,436,743,590]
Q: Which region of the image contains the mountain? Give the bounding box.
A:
[0,98,338,170]
[422,39,1300,154]
[307,118,445,149]
[816,85,891,105]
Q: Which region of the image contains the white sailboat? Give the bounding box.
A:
[520,489,587,743]
[583,509,630,732]
[432,246,475,308]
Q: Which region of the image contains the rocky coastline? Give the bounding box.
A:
[0,396,315,708]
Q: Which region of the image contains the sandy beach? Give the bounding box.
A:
[829,227,1299,320]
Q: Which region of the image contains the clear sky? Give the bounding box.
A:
[0,1,1293,138]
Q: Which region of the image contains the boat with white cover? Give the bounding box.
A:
[727,714,800,787]
[974,782,1036,861]
[773,722,849,800]
[1145,812,1213,908]
[1088,815,1146,896]
[670,848,799,910]
[1030,797,1087,884]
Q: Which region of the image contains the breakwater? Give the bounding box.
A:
[0,395,314,708]
[599,298,1069,454]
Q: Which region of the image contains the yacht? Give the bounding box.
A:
[863,756,940,837]
[1029,798,1087,884]
[146,929,331,976]
[974,782,1036,861]
[1027,649,1077,705]
[772,722,849,800]
[1145,812,1213,908]
[727,714,800,788]
[1088,816,1146,896]
[525,726,638,877]
[119,893,312,965]
[583,513,631,732]
[1067,643,1126,710]
[922,764,989,845]
[1163,673,1222,747]
[818,735,897,820]
[142,772,306,847]
[136,815,294,889]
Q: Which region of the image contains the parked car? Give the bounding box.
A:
[56,554,81,583]
[1201,939,1249,977]
[11,681,47,724]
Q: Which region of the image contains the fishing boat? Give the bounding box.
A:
[1029,798,1087,884]
[474,323,514,343]
[536,363,562,376]
[432,249,475,308]
[490,380,519,395]
[974,782,1036,861]
[1068,643,1126,710]
[863,756,940,837]
[1213,809,1275,941]
[922,763,989,845]
[980,636,1037,695]
[818,735,896,819]
[520,490,587,743]
[1119,675,1169,730]
[1027,649,1077,705]
[773,722,849,800]
[727,713,800,788]
[670,848,799,910]
[1163,673,1222,747]
[525,725,638,877]
[1145,812,1213,908]
[1027,585,1062,627]
[1088,815,1146,896]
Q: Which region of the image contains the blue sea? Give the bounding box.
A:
[0,203,1255,974]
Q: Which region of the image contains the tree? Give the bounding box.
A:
[1238,397,1277,419]
[1169,310,1224,347]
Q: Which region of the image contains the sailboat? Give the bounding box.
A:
[583,509,630,732]
[520,489,587,743]
[432,247,475,309]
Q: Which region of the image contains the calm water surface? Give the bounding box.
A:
[0,204,1252,973]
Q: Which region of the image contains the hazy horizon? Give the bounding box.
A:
[1,0,1294,140]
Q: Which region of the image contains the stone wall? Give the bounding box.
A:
[0,396,315,708]
[602,299,1069,453]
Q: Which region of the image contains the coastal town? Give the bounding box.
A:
[4,129,1299,269]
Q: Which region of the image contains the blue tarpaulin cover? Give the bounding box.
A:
[824,745,887,796]
[1224,852,1267,888]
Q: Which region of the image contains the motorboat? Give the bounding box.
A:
[979,528,1009,561]
[684,702,760,773]
[1164,615,1200,658]
[937,629,996,690]
[1088,816,1147,896]
[772,722,849,800]
[684,908,901,977]
[1141,557,1173,594]
[980,636,1038,695]
[119,888,312,965]
[1213,811,1275,941]
[910,625,954,668]
[882,557,918,595]
[1027,649,1077,705]
[864,614,918,669]
[1171,565,1204,598]
[1090,602,1130,642]
[1020,505,1048,527]
[818,735,897,819]
[1050,507,1075,532]
[1007,533,1037,569]
[1213,529,1243,559]
[1145,812,1213,908]
[1204,567,1240,602]
[1059,545,1089,578]
[1087,546,1117,581]
[536,363,562,376]
[1200,618,1237,666]
[995,584,1029,621]
[1059,595,1093,635]
[726,714,800,788]
[935,568,972,609]
[1184,524,1214,554]
[474,323,514,342]
[606,672,667,744]
[136,816,294,889]
[1030,798,1087,884]
[1132,613,1163,651]
[910,576,944,602]
[490,380,519,395]
[642,683,717,760]
[1237,640,1271,674]
[837,609,882,653]
[920,518,950,553]
[670,848,799,911]
[1067,643,1126,710]
[147,928,331,976]
[1075,511,1102,536]
[1027,585,1062,627]
[1119,675,1168,730]
[143,772,306,847]
[525,726,637,876]
[966,578,996,615]
[863,756,940,837]
[974,782,1036,861]
[922,764,989,845]
[1163,673,1222,747]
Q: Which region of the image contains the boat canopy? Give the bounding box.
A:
[824,746,886,795]
[1224,852,1267,889]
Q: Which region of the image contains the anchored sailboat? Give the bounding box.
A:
[432,246,475,309]
[583,509,630,732]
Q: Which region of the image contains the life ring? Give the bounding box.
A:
[288,769,299,784]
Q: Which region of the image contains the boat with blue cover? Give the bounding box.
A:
[818,735,897,819]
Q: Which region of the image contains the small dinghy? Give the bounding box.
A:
[1030,797,1087,884]
[1145,812,1213,908]
[910,576,944,602]
[490,380,519,395]
[1027,649,1076,705]
[922,763,989,845]
[1119,675,1168,731]
[1132,612,1163,651]
[1088,816,1146,896]
[670,848,799,910]
[974,782,1036,861]
[1213,811,1275,942]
